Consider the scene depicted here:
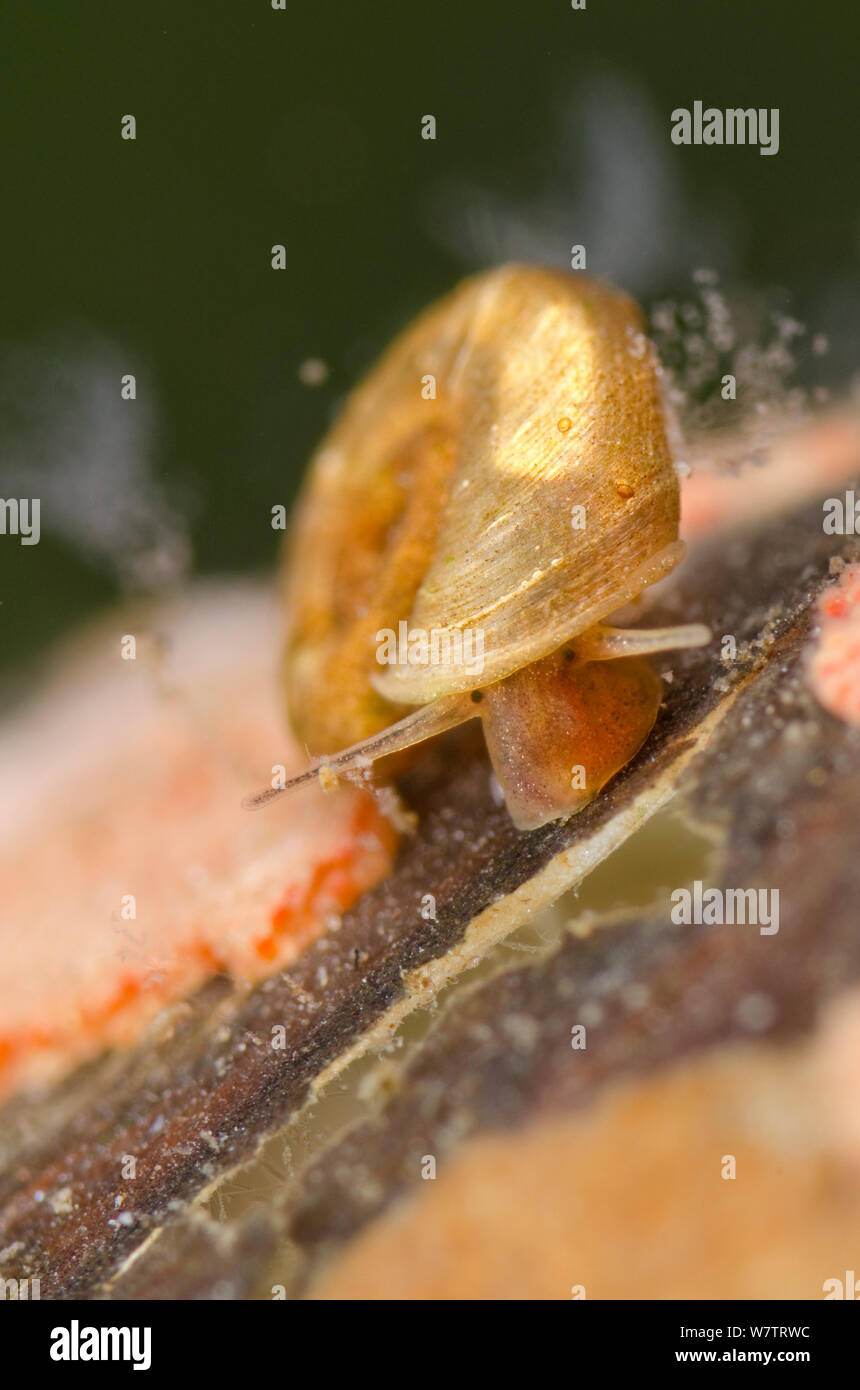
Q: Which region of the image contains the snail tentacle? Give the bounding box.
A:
[575,621,711,662]
[242,691,475,809]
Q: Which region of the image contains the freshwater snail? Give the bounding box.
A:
[247,264,709,830]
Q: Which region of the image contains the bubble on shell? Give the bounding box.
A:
[298,357,330,387]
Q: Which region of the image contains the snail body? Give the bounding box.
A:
[253,265,708,830]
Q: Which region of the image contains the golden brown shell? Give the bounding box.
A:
[282,264,681,754]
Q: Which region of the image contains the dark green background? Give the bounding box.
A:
[1,0,857,681]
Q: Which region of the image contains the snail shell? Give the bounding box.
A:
[266,264,708,830]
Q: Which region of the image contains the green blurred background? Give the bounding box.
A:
[0,0,857,685]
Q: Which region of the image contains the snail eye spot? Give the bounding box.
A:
[470,690,484,703]
[563,649,576,662]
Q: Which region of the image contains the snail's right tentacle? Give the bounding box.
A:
[574,621,711,663]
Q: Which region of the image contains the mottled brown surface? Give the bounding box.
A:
[308,1042,860,1300]
[0,483,858,1299]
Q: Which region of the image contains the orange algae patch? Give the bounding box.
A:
[809,563,860,726]
[255,795,395,963]
[0,584,397,1100]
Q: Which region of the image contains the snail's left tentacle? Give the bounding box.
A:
[242,691,476,810]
